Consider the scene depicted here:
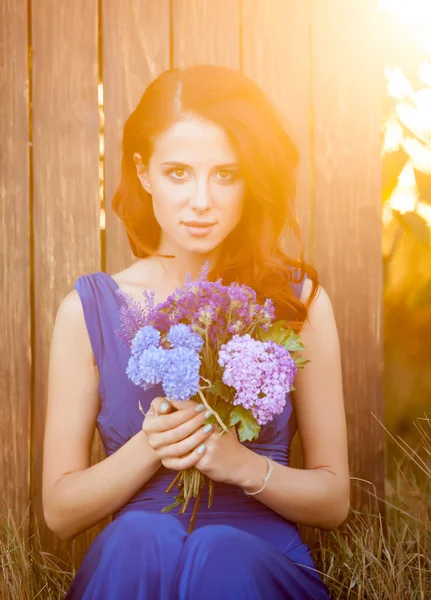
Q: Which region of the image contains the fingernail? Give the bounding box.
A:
[195,404,205,412]
[203,424,213,433]
[204,409,211,418]
[197,444,206,454]
[160,401,170,413]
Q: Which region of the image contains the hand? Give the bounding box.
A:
[141,397,214,472]
[185,412,249,485]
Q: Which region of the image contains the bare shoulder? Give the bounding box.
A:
[56,288,85,319]
[54,289,86,333]
[52,289,94,364]
[300,277,334,323]
[296,278,341,391]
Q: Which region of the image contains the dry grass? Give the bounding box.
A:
[0,505,73,599]
[312,414,431,599]
[1,415,430,599]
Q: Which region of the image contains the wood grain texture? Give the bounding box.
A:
[173,0,240,68]
[241,0,315,548]
[0,0,31,533]
[31,0,103,563]
[311,0,385,515]
[241,0,312,448]
[1,0,386,563]
[241,0,312,264]
[103,0,170,275]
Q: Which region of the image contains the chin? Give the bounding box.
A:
[184,241,220,255]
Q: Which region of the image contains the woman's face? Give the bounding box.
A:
[134,118,246,256]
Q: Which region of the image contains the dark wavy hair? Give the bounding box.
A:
[112,65,319,333]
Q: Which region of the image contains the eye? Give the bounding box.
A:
[168,168,189,180]
[215,170,236,182]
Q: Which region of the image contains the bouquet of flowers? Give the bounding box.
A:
[115,261,309,532]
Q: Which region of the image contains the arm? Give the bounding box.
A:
[229,281,350,530]
[42,290,162,542]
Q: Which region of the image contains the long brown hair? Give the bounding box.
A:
[112,65,319,332]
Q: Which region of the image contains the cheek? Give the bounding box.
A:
[216,183,245,219]
[151,181,185,222]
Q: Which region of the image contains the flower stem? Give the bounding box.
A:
[188,479,203,534]
[197,389,229,433]
[165,470,182,493]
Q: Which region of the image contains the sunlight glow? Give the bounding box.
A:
[384,66,415,101]
[379,0,431,39]
[390,163,419,214]
[383,117,404,153]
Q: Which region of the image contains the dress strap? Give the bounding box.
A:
[290,269,307,300]
[74,273,107,370]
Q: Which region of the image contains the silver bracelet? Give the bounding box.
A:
[243,455,274,496]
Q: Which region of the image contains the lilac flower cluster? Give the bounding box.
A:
[116,261,276,350]
[218,334,297,426]
[126,324,203,401]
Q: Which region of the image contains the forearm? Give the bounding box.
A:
[230,448,350,530]
[47,430,161,541]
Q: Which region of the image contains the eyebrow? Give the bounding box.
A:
[161,161,240,169]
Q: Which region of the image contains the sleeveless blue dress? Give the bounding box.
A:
[64,271,331,599]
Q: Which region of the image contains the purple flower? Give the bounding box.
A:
[218,334,297,425]
[115,288,156,347]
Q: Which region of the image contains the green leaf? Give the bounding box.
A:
[229,405,261,443]
[206,380,234,403]
[256,321,305,352]
[291,355,311,370]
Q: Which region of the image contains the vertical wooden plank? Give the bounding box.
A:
[103,1,171,275]
[0,0,31,532]
[241,0,312,264]
[32,0,102,561]
[241,0,314,548]
[173,0,240,68]
[311,0,384,514]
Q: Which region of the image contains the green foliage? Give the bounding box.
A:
[255,321,310,369]
[229,404,261,442]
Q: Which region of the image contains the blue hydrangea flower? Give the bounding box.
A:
[162,346,202,401]
[130,326,161,358]
[167,323,204,353]
[126,346,168,390]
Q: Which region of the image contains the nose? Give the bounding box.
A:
[189,177,212,211]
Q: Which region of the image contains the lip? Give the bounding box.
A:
[182,222,216,237]
[182,221,216,227]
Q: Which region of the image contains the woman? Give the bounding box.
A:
[43,65,349,599]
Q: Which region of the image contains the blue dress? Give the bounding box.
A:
[65,271,331,599]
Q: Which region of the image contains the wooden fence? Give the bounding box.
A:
[1,0,383,564]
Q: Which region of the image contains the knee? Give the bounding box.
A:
[109,510,186,544]
[187,523,252,555]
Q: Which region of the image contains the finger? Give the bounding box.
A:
[146,400,208,434]
[157,420,213,458]
[168,398,202,412]
[165,442,208,471]
[151,409,210,449]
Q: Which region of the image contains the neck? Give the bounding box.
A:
[150,239,220,287]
